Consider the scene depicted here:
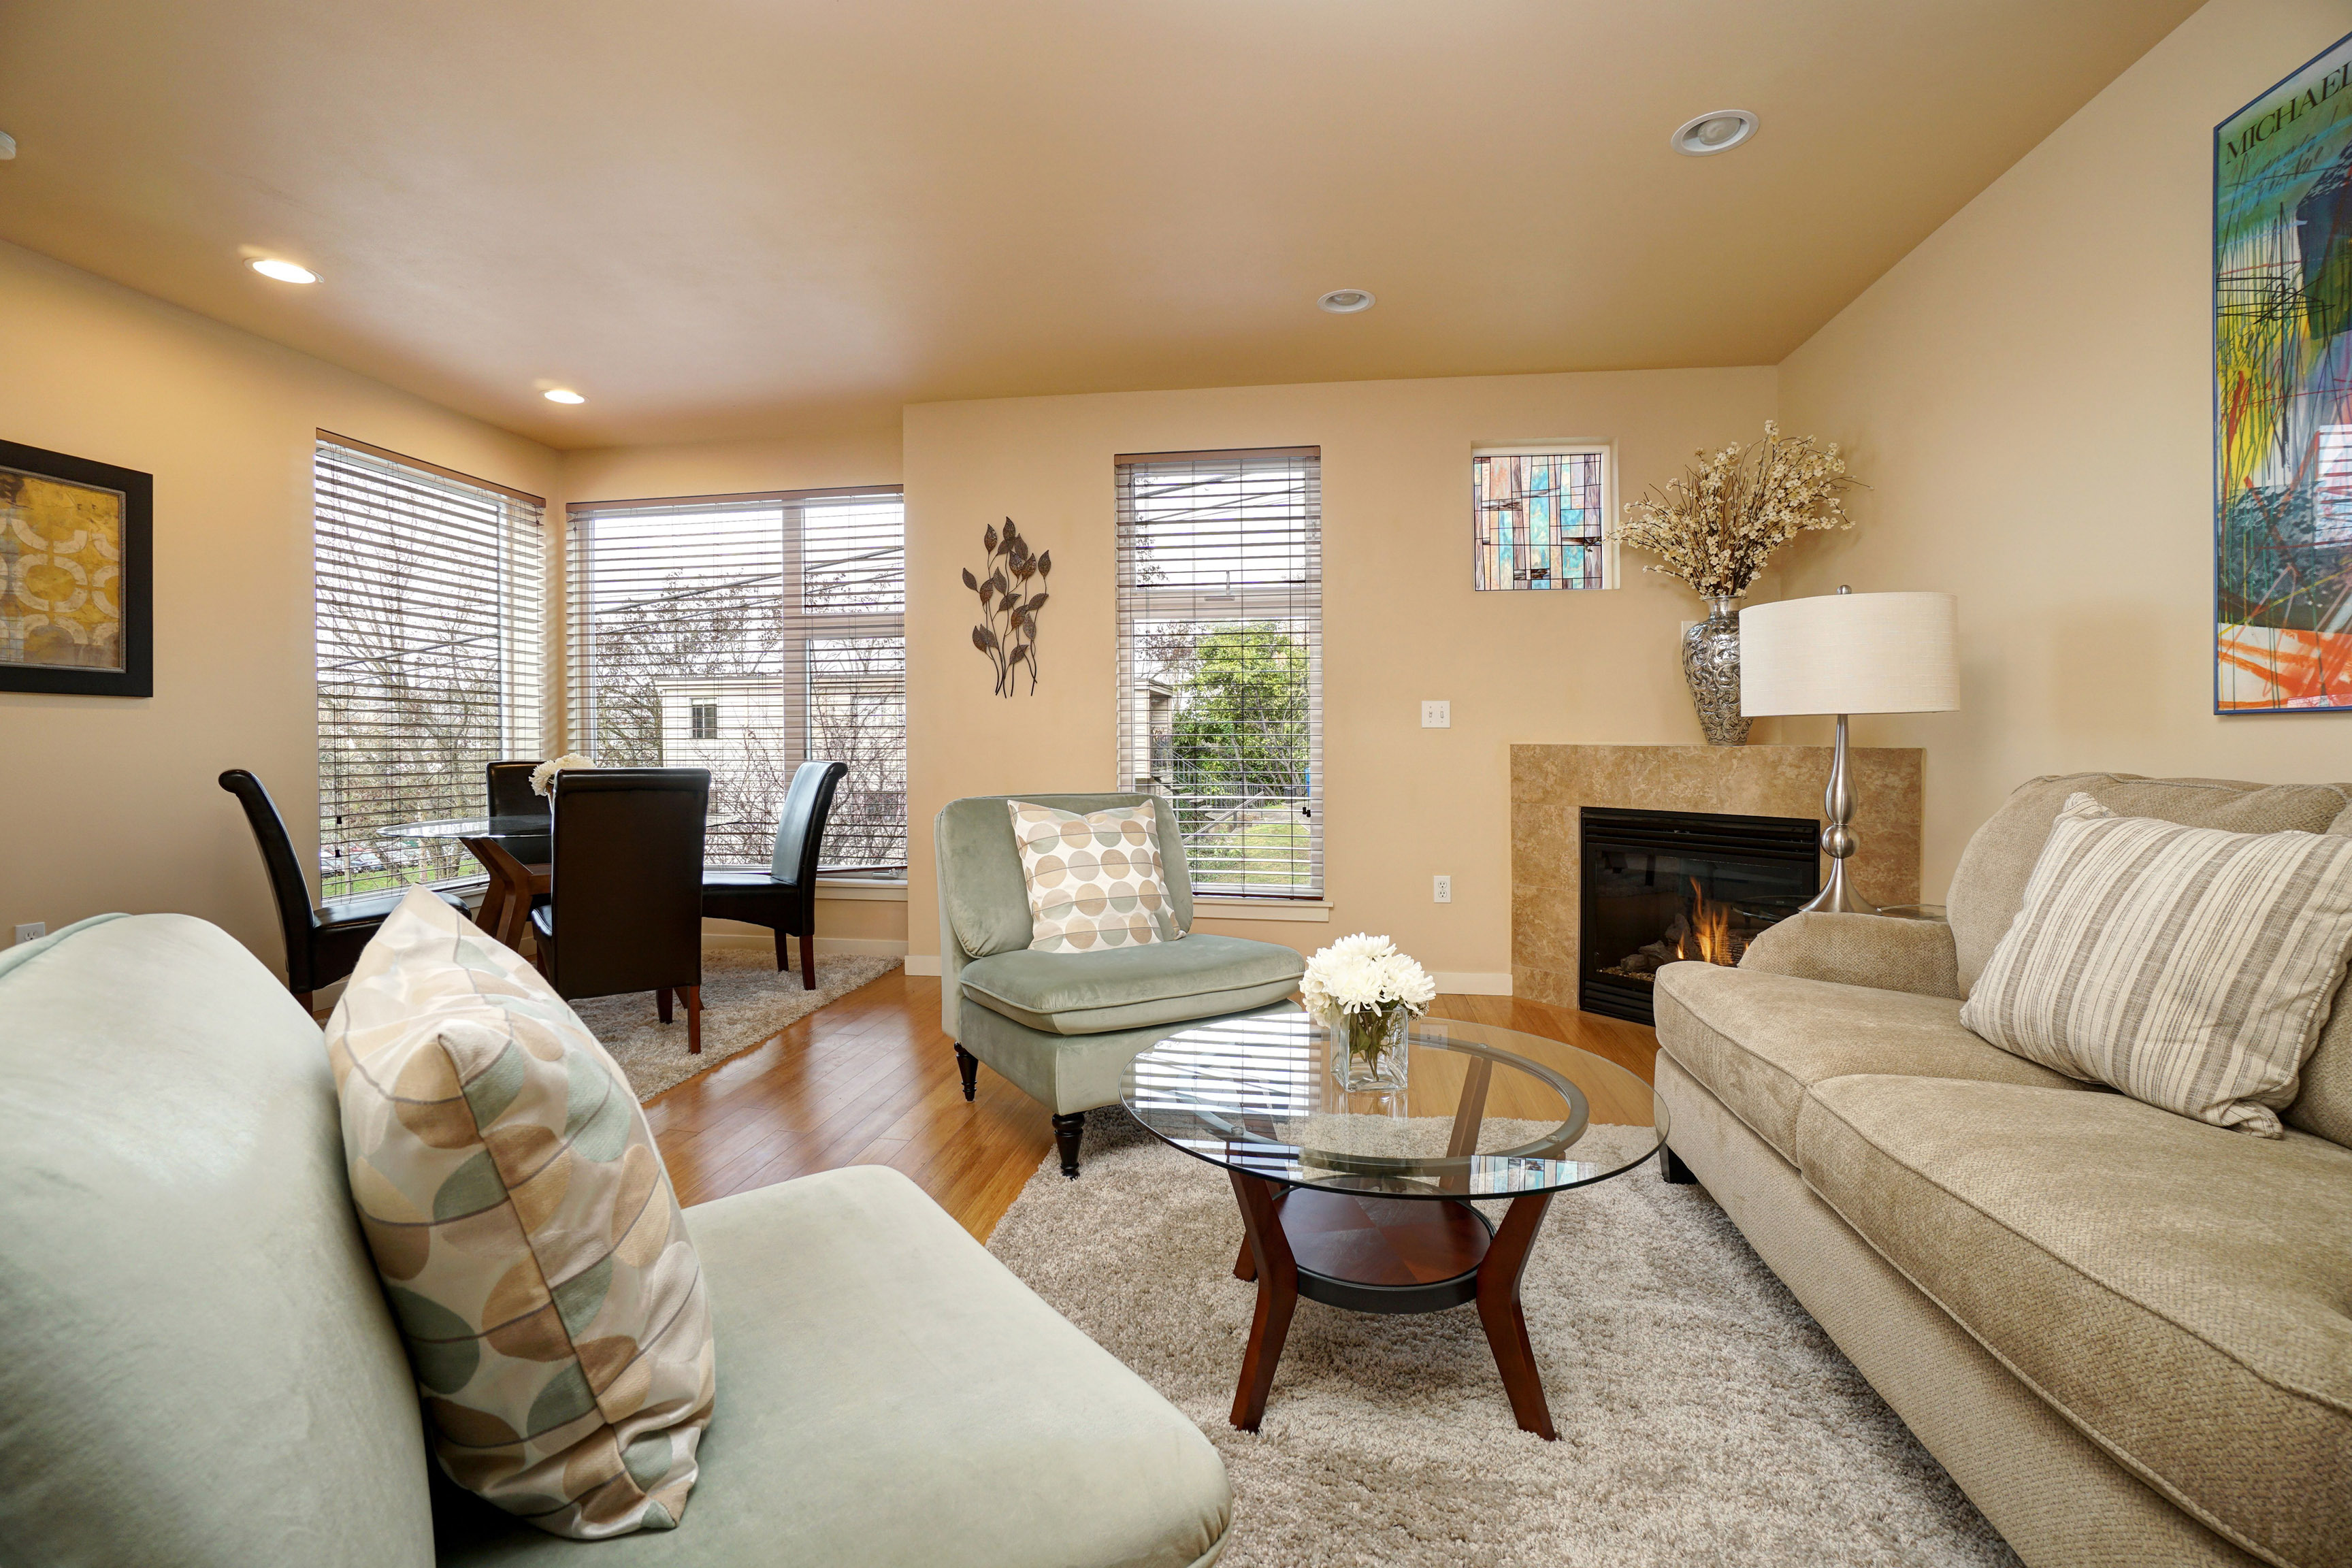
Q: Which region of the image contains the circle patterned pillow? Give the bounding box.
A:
[1007,800,1175,952]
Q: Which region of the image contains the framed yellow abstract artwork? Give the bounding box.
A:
[0,439,152,697]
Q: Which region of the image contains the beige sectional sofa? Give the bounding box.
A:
[1653,774,2352,1568]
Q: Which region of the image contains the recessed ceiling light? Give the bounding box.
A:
[0,131,17,161]
[247,257,318,284]
[542,388,586,404]
[1671,110,1758,156]
[1318,289,1375,314]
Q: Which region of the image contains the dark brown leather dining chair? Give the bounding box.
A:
[218,769,468,1013]
[530,767,710,1052]
[702,759,847,990]
[485,760,553,864]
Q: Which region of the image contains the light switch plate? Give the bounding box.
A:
[1432,875,1452,904]
[14,922,45,945]
[1420,700,1451,728]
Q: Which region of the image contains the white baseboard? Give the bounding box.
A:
[702,934,909,959]
[904,953,943,977]
[1434,971,1513,996]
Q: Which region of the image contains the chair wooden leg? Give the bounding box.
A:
[684,985,701,1054]
[953,1044,979,1101]
[774,929,789,971]
[656,986,674,1024]
[1051,1111,1085,1178]
[800,932,817,991]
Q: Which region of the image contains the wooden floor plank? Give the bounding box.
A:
[651,970,1658,1240]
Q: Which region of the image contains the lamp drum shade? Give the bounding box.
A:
[1740,591,1959,717]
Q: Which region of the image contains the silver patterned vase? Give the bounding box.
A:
[1681,595,1750,746]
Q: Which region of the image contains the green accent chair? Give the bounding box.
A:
[936,793,1307,1177]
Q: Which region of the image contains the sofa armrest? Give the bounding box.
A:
[1737,912,1961,1000]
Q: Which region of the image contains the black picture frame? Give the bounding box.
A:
[0,438,152,698]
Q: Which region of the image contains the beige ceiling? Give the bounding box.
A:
[0,1,2199,448]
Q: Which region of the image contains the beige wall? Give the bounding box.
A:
[555,431,912,953]
[1774,0,2352,898]
[902,369,1781,982]
[0,239,558,968]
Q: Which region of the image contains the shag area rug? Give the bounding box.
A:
[571,947,901,1101]
[987,1109,2019,1568]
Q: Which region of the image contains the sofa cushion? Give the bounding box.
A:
[0,913,436,1568]
[329,889,713,1540]
[1007,798,1175,952]
[1797,1075,2352,1568]
[436,1165,1232,1568]
[962,932,1304,1036]
[1961,793,2352,1136]
[1652,961,2091,1163]
[1946,773,2352,997]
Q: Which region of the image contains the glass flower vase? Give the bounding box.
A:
[1328,1004,1411,1092]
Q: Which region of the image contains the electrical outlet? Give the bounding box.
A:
[1420,700,1451,728]
[1432,875,1452,904]
[14,922,45,945]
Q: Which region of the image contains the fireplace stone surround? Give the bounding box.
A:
[1511,744,1924,1011]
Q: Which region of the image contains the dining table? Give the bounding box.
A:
[378,813,742,950]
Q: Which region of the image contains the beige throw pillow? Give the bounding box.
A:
[1007,799,1175,952]
[1961,793,2352,1135]
[326,887,715,1538]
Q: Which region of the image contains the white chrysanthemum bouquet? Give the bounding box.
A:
[528,753,596,798]
[1302,933,1436,1086]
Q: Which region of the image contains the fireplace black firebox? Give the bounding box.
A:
[1579,807,1820,1024]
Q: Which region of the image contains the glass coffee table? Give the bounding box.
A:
[1122,1009,1667,1439]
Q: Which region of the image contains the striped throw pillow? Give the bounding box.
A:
[1007,800,1174,953]
[1961,793,2352,1136]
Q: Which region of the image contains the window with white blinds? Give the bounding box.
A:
[566,488,906,870]
[1116,448,1322,898]
[314,436,545,898]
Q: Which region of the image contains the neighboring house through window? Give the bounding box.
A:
[566,487,906,870]
[1115,447,1322,898]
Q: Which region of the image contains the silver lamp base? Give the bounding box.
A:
[1796,712,1880,916]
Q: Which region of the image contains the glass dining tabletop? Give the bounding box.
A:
[1122,1008,1667,1200]
[378,815,743,842]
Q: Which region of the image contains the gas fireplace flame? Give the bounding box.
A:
[1678,878,1736,966]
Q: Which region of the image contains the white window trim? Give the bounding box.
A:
[1469,441,1617,590]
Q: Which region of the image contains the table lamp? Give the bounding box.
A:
[1740,587,1958,915]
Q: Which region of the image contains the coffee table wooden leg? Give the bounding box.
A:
[1232,1232,1256,1281]
[1228,1169,1297,1431]
[1476,1191,1557,1439]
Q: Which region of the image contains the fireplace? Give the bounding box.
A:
[1578,806,1820,1024]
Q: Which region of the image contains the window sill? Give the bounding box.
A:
[817,877,909,902]
[1192,898,1330,924]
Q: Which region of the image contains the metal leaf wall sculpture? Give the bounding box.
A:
[964,517,1051,696]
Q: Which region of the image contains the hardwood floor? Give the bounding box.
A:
[646,972,1662,1241]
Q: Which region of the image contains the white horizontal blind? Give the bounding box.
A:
[1116,448,1322,898]
[314,438,544,897]
[566,489,906,870]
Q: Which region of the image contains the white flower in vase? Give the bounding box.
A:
[1302,934,1435,1087]
[529,753,596,797]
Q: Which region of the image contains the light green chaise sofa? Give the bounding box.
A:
[1653,773,2352,1568]
[0,911,1232,1568]
[935,794,1307,1176]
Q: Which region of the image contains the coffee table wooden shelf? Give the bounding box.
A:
[1123,1011,1667,1439]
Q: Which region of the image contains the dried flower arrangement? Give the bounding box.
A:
[964,517,1051,696]
[1618,422,1859,600]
